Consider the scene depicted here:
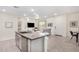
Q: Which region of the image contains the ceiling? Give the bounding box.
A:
[0,6,79,19]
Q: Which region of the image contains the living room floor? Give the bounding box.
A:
[0,35,79,52]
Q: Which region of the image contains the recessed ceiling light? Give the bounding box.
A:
[31,8,34,12]
[53,13,58,16]
[35,15,39,19]
[44,16,47,18]
[2,9,6,12]
[26,17,30,21]
[24,13,26,16]
[33,12,40,19]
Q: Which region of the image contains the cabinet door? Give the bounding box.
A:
[21,37,28,52]
[15,33,22,51]
[15,33,28,52]
[15,33,20,48]
[18,35,22,51]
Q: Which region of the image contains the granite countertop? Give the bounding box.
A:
[16,31,49,40]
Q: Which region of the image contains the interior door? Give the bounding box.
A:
[54,16,66,37]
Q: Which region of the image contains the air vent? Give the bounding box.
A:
[13,6,19,8]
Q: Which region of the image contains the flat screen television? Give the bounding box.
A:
[27,23,35,28]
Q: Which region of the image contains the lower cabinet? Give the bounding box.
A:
[15,33,28,52]
[20,37,28,52]
[15,33,20,49]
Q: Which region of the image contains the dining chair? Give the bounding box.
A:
[70,31,78,43]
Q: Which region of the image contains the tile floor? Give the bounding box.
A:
[0,39,20,52]
[0,35,79,52]
[48,35,79,52]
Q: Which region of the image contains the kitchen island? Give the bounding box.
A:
[15,31,49,52]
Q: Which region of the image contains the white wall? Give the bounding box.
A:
[0,13,18,41]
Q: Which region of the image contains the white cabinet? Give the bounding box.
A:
[15,33,21,50]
